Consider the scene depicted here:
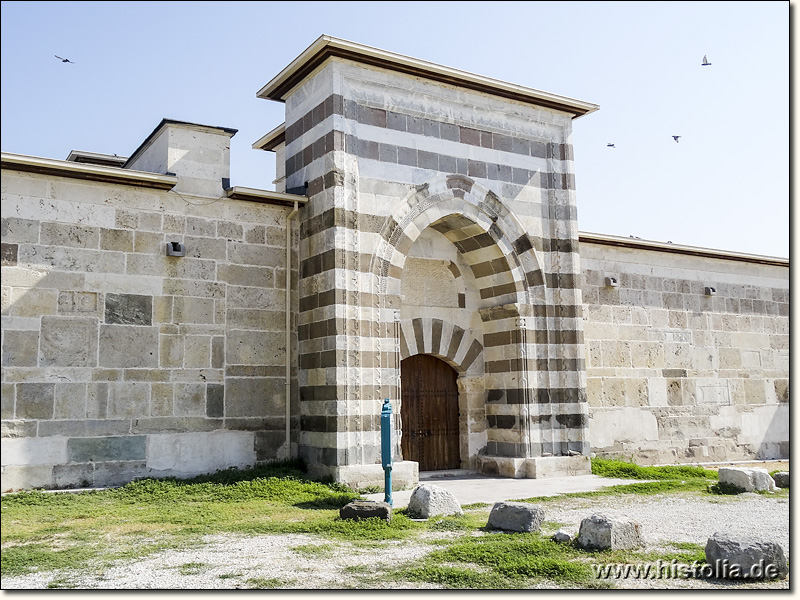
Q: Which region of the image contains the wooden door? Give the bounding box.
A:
[400,354,460,471]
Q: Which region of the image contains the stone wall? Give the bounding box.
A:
[580,237,789,464]
[1,122,300,492]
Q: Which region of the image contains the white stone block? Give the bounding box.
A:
[1,436,68,466]
[146,431,255,475]
[589,407,658,449]
[718,467,776,492]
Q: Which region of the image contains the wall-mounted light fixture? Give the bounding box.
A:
[166,242,185,257]
[705,286,716,296]
[605,276,619,288]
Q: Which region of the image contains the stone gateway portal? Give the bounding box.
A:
[400,354,460,471]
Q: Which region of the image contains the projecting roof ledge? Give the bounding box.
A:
[257,35,598,118]
[253,123,286,151]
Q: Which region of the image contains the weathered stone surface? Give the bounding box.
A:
[184,336,211,368]
[1,242,18,266]
[1,216,39,243]
[67,436,147,463]
[2,329,39,367]
[705,531,788,579]
[339,500,392,522]
[487,501,545,532]
[16,382,55,420]
[38,419,131,438]
[718,467,776,492]
[255,430,285,461]
[1,383,16,420]
[107,382,150,419]
[99,325,158,368]
[577,513,643,550]
[105,293,153,326]
[1,420,38,438]
[39,317,98,367]
[174,383,205,416]
[206,384,224,418]
[552,528,572,543]
[58,291,99,315]
[8,288,57,317]
[93,461,150,488]
[40,222,99,249]
[54,383,88,419]
[173,296,215,324]
[100,228,134,252]
[225,377,284,417]
[53,463,95,489]
[406,484,463,519]
[772,471,789,488]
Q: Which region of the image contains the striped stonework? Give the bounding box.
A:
[282,54,589,480]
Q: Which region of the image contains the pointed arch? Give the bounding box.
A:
[370,173,547,308]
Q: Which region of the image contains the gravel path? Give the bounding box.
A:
[1,491,788,590]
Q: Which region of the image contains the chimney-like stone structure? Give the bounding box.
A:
[125,119,237,198]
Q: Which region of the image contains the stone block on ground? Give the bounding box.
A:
[552,528,572,543]
[406,484,463,519]
[772,471,789,489]
[577,513,643,550]
[705,531,788,579]
[339,500,392,522]
[487,501,545,533]
[718,467,776,492]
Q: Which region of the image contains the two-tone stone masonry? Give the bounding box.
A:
[269,50,592,482]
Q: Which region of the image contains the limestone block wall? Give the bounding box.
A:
[580,238,789,464]
[1,146,299,491]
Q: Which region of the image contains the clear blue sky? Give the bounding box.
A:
[1,1,789,258]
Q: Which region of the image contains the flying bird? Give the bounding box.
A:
[607,143,616,148]
[702,55,712,66]
[672,136,681,143]
[55,55,75,64]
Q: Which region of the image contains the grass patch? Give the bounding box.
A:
[400,533,594,587]
[396,564,514,589]
[427,513,486,533]
[176,561,208,575]
[512,479,712,504]
[245,576,287,589]
[343,564,371,574]
[45,575,80,589]
[429,518,471,532]
[591,458,718,480]
[292,543,334,557]
[660,542,706,563]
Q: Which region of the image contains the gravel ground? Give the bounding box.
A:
[1,491,789,590]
